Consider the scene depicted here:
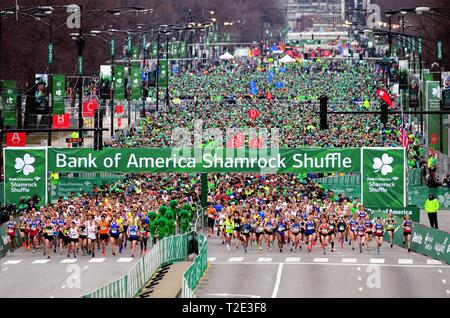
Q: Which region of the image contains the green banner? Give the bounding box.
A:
[426,80,445,153]
[1,80,17,126]
[50,176,124,202]
[78,56,83,75]
[131,46,139,60]
[111,39,115,57]
[48,43,54,65]
[172,42,179,59]
[151,42,158,58]
[47,148,362,174]
[158,60,168,88]
[361,147,406,207]
[213,32,218,43]
[371,211,450,264]
[180,42,187,58]
[131,65,141,100]
[366,205,420,223]
[114,65,126,100]
[3,147,48,206]
[52,74,65,115]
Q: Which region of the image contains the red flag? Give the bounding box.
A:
[52,114,70,129]
[82,100,98,117]
[376,88,393,107]
[6,132,26,147]
[248,109,259,120]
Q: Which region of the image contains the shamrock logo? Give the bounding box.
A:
[432,86,441,98]
[55,89,62,96]
[372,153,393,175]
[15,154,35,176]
[438,192,450,208]
[116,78,123,84]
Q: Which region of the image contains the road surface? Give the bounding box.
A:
[0,246,141,298]
[196,235,450,298]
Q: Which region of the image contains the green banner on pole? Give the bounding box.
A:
[426,80,442,151]
[437,40,442,61]
[111,39,115,57]
[52,74,65,115]
[48,42,54,65]
[131,46,139,60]
[3,147,48,206]
[151,42,158,58]
[158,60,168,88]
[180,42,187,58]
[131,65,141,100]
[114,65,125,100]
[1,80,17,126]
[361,147,406,207]
[77,56,83,75]
[172,42,179,59]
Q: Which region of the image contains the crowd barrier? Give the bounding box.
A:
[371,211,450,264]
[182,233,208,298]
[83,232,191,298]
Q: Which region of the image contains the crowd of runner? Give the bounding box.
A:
[204,174,414,255]
[4,174,201,258]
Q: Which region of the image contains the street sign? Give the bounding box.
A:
[78,56,83,75]
[48,43,54,65]
[6,132,26,147]
[437,40,442,61]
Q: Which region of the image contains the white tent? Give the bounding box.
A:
[219,52,234,60]
[279,54,295,63]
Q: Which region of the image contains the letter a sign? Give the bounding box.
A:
[6,132,26,147]
[83,100,98,117]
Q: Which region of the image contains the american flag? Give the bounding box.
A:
[399,118,409,152]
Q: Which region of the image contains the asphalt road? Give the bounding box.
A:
[196,234,450,298]
[0,245,142,298]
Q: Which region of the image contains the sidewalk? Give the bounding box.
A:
[420,209,450,233]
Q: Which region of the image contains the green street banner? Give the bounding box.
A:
[172,42,179,59]
[158,60,168,88]
[3,147,48,206]
[371,211,449,264]
[114,65,126,100]
[151,42,158,58]
[361,147,406,207]
[426,80,446,152]
[47,148,361,174]
[1,80,17,126]
[131,46,139,60]
[52,74,65,115]
[131,65,142,100]
[180,42,187,58]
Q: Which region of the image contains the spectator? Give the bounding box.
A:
[424,194,440,229]
[443,174,450,188]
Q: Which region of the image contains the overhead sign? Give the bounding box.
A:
[6,132,26,147]
[52,114,70,129]
[82,100,98,117]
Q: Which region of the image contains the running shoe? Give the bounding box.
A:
[259,246,262,251]
[131,254,134,258]
[112,252,116,256]
[102,251,106,256]
[280,248,282,253]
[390,243,393,248]
[290,247,293,252]
[244,247,247,254]
[47,255,50,259]
[119,245,123,254]
[26,245,29,250]
[408,248,411,252]
[92,251,95,258]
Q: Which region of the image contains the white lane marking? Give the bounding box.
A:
[50,296,54,298]
[428,259,442,265]
[446,290,450,294]
[358,277,362,281]
[313,258,329,263]
[60,259,77,264]
[227,257,244,262]
[61,285,66,289]
[32,259,50,264]
[207,257,217,262]
[285,257,301,262]
[370,258,385,264]
[357,267,361,271]
[342,258,357,263]
[3,260,22,265]
[88,258,106,263]
[205,293,261,298]
[257,257,273,262]
[83,266,88,270]
[358,287,363,292]
[117,258,133,263]
[439,269,443,273]
[214,262,449,268]
[271,263,284,298]
[443,279,447,284]
[398,259,413,265]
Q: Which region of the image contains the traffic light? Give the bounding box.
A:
[380,102,388,124]
[319,96,328,129]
